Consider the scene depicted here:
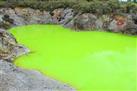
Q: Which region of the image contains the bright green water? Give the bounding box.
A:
[10,25,137,91]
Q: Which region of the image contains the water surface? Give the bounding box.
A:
[10,25,137,91]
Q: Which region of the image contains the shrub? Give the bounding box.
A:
[126,2,137,13]
[0,0,137,14]
[0,0,6,7]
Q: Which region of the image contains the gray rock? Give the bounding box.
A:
[0,28,29,61]
[73,13,97,30]
[14,8,52,25]
[51,8,64,24]
[132,14,137,24]
[123,21,137,35]
[29,10,52,24]
[0,7,53,26]
[3,8,25,26]
[43,11,53,24]
[0,15,3,22]
[60,8,74,25]
[95,19,103,29]
[0,7,136,35]
[64,13,81,29]
[0,60,75,91]
[100,15,112,29]
[108,19,119,32]
[108,15,127,32]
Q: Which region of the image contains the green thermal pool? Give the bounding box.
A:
[10,25,137,91]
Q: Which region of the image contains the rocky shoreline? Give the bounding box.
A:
[0,7,137,35]
[0,18,75,91]
[0,9,78,91]
[0,28,29,61]
[0,7,137,91]
[0,60,75,91]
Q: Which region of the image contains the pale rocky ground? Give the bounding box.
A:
[0,60,75,91]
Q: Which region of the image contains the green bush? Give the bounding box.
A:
[0,0,137,14]
[0,1,6,7]
[126,2,137,13]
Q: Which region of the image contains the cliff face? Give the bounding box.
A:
[0,7,136,35]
